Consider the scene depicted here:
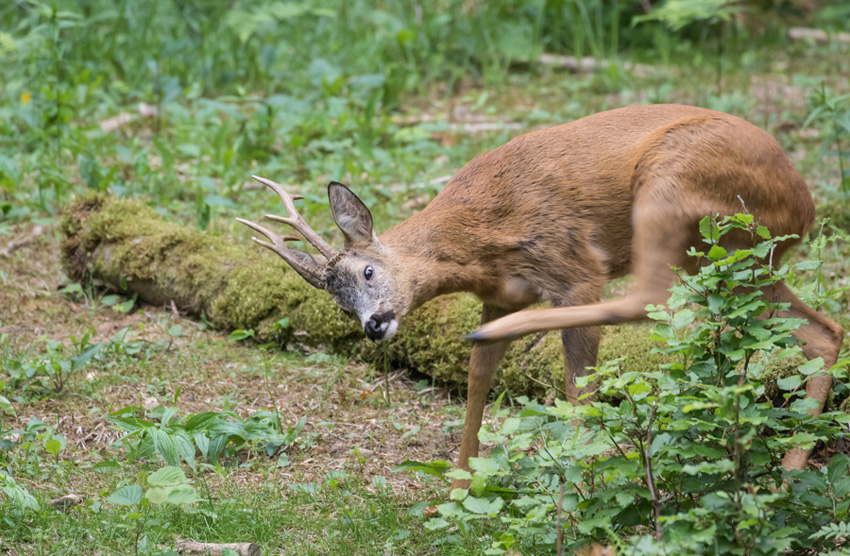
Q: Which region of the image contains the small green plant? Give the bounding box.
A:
[5,327,149,394]
[107,466,200,555]
[108,405,308,469]
[805,84,850,194]
[0,469,40,514]
[635,0,740,94]
[405,214,849,555]
[0,381,13,420]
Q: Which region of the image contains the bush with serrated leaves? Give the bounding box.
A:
[403,214,849,555]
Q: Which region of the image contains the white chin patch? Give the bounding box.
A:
[384,319,399,340]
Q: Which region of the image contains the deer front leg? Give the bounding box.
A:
[452,304,513,493]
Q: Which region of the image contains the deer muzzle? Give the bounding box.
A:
[364,310,398,342]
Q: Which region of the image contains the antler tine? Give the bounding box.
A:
[251,175,337,260]
[235,217,326,289]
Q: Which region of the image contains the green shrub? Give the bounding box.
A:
[405,214,850,555]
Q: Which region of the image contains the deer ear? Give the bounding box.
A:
[328,182,375,246]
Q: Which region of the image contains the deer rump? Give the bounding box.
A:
[239,104,844,484]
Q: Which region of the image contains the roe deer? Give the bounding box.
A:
[238,104,844,488]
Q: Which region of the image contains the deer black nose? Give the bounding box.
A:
[364,311,396,342]
[365,315,385,341]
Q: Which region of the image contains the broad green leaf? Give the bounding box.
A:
[614,489,635,507]
[391,460,452,479]
[207,432,227,464]
[628,382,651,396]
[145,486,169,505]
[826,454,850,488]
[423,518,450,530]
[707,244,727,260]
[171,429,196,470]
[0,395,15,417]
[45,439,62,456]
[462,495,503,515]
[147,466,186,487]
[193,432,210,461]
[93,461,122,474]
[184,412,220,431]
[101,294,120,306]
[777,375,802,391]
[228,329,254,341]
[165,485,200,505]
[468,457,503,476]
[152,429,180,466]
[707,293,724,314]
[445,469,472,480]
[500,417,521,435]
[107,484,143,506]
[470,474,487,498]
[449,488,467,502]
[436,501,465,518]
[799,357,825,375]
[71,342,103,370]
[671,308,695,329]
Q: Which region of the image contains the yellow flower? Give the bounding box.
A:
[20,91,31,104]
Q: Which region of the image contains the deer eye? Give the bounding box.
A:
[364,266,374,281]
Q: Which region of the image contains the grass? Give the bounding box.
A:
[1,0,850,554]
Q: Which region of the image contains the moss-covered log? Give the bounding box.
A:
[61,193,665,396]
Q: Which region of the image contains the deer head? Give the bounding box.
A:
[237,176,406,342]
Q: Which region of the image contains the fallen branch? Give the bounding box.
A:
[177,540,260,556]
[49,494,83,511]
[788,27,850,44]
[0,225,46,257]
[99,102,158,133]
[537,53,657,77]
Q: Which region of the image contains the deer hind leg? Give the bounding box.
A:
[764,281,845,471]
[561,326,601,404]
[551,280,606,404]
[452,304,515,492]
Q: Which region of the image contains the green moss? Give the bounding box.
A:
[390,295,482,386]
[500,332,564,399]
[760,351,808,400]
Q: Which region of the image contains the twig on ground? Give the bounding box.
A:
[99,103,158,133]
[788,27,850,44]
[176,540,260,556]
[49,494,84,511]
[537,53,656,77]
[0,226,46,257]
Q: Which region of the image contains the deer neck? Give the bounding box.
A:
[379,208,530,313]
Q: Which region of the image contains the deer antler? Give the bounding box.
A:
[236,175,337,289]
